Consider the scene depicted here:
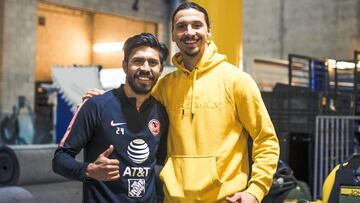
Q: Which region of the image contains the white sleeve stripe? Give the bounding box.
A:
[59,100,87,147]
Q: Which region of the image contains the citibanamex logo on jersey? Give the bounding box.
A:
[127,139,150,164]
[148,119,160,136]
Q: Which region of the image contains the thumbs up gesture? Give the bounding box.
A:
[85,145,120,181]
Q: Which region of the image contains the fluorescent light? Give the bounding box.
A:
[326,59,357,69]
[336,61,355,69]
[93,42,124,53]
[326,59,336,69]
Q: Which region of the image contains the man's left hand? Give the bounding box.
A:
[226,192,258,203]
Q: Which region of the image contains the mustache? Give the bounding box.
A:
[135,69,154,79]
[181,34,201,42]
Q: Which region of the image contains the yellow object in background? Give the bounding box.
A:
[190,0,242,68]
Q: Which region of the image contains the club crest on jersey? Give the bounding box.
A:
[128,179,145,197]
[148,119,160,136]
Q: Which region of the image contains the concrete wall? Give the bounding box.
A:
[0,0,170,114]
[0,0,37,113]
[243,0,360,73]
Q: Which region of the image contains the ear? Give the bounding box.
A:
[207,28,212,38]
[160,65,164,73]
[122,61,128,74]
[171,31,175,42]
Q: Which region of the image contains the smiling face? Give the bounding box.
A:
[123,46,163,95]
[172,8,211,58]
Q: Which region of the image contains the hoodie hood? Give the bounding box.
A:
[172,41,227,76]
[170,41,227,118]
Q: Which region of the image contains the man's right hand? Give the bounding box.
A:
[82,88,105,101]
[86,145,120,181]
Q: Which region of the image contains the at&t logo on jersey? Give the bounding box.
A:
[124,139,151,197]
[123,139,151,178]
[127,139,149,164]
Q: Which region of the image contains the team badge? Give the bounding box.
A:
[128,179,145,197]
[148,119,160,136]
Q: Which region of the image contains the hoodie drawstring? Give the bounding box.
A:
[174,41,226,119]
[191,68,198,119]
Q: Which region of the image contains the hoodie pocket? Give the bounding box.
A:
[160,156,223,200]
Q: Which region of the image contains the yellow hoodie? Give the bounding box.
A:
[152,41,279,202]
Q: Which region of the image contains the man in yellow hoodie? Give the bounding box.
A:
[151,2,280,203]
[83,2,279,202]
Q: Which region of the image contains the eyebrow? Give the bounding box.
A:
[131,56,159,61]
[176,20,203,24]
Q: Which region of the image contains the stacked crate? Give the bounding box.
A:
[261,83,354,189]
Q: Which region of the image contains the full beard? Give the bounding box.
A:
[184,47,200,57]
[127,75,157,95]
[180,35,202,57]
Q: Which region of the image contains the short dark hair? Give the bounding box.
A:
[123,33,169,65]
[171,2,210,31]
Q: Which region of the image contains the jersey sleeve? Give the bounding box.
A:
[52,99,100,181]
[155,103,169,166]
